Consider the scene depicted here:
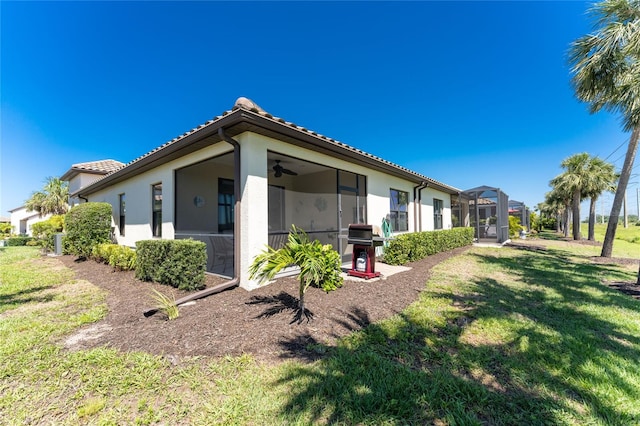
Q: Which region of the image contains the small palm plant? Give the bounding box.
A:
[149,289,179,320]
[249,225,344,323]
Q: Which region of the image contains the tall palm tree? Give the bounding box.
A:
[583,156,618,241]
[569,0,640,257]
[558,153,591,240]
[546,183,572,238]
[25,177,69,216]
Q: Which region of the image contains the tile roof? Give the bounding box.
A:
[79,97,462,195]
[70,159,125,174]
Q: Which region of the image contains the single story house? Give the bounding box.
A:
[8,160,125,237]
[73,97,466,290]
[8,206,52,236]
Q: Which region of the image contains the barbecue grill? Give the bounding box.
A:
[347,224,384,279]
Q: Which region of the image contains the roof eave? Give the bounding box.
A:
[79,108,460,197]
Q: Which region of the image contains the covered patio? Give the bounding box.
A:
[462,185,509,244]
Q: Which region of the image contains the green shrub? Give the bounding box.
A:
[509,216,524,238]
[64,203,113,259]
[383,227,474,266]
[249,225,343,323]
[6,236,35,246]
[0,222,12,237]
[92,243,136,271]
[135,239,206,291]
[31,215,65,252]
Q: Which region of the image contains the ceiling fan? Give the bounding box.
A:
[272,160,298,178]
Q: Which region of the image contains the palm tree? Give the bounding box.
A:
[549,175,576,238]
[249,226,343,323]
[583,156,617,241]
[559,153,591,240]
[25,177,69,216]
[569,0,640,257]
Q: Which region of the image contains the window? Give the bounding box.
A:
[389,189,408,232]
[218,178,234,233]
[118,194,126,236]
[434,198,443,230]
[152,184,162,237]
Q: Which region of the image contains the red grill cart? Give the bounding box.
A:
[347,224,384,279]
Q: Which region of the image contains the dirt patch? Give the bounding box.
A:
[58,247,469,364]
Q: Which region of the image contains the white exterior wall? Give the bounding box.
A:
[419,187,453,231]
[85,130,454,290]
[69,173,105,206]
[9,207,52,236]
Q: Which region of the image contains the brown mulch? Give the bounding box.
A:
[55,240,640,364]
[57,247,469,364]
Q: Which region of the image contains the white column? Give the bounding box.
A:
[237,133,269,290]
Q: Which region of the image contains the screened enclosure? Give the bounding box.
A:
[174,153,236,277]
[266,151,367,263]
[508,199,530,231]
[463,185,509,243]
[451,193,471,228]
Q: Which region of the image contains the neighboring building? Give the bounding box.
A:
[508,199,530,231]
[8,206,51,236]
[7,161,123,237]
[462,185,510,244]
[75,97,464,290]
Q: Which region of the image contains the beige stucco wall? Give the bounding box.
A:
[68,173,105,206]
[85,130,454,290]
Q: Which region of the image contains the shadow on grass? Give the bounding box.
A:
[0,285,54,312]
[273,246,640,424]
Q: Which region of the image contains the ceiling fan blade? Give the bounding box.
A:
[272,160,297,177]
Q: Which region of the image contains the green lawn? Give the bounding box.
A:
[1,244,639,424]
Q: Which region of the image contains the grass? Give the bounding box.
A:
[538,223,640,258]
[1,244,640,424]
[581,221,640,245]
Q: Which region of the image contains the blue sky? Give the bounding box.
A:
[1,1,632,219]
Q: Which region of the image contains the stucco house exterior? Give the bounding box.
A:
[7,160,124,237]
[74,97,465,290]
[61,159,125,207]
[8,206,51,236]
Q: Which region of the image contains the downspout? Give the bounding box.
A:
[412,182,427,232]
[144,127,241,316]
[418,182,428,231]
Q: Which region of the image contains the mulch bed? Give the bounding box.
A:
[56,241,640,365]
[57,247,469,364]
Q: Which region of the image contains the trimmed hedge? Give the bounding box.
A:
[383,227,474,265]
[92,243,137,271]
[135,239,206,291]
[65,202,113,258]
[6,236,35,246]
